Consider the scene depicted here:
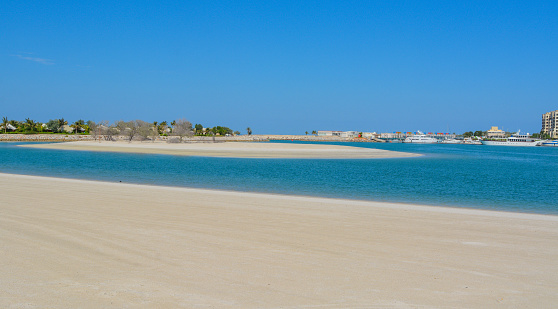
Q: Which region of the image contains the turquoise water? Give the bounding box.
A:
[1,141,557,214]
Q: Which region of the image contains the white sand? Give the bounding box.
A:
[20,141,420,158]
[1,173,557,308]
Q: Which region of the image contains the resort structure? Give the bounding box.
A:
[542,110,558,138]
[486,126,506,139]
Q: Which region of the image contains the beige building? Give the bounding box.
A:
[486,126,506,139]
[542,110,558,138]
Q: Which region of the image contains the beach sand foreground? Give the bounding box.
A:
[1,173,558,308]
[20,141,420,158]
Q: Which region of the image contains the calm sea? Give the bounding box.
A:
[1,141,557,214]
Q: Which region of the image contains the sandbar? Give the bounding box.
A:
[1,173,557,308]
[20,141,420,158]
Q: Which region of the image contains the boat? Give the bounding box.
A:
[403,132,438,144]
[481,131,542,147]
[541,140,558,147]
[463,138,482,145]
[441,138,463,144]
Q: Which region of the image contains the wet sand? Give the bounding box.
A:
[1,173,557,308]
[20,141,420,159]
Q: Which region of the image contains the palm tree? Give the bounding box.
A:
[9,120,21,131]
[158,121,168,134]
[2,117,8,133]
[25,118,36,132]
[71,119,85,134]
[305,131,308,135]
[57,118,68,133]
[312,130,317,135]
[246,127,252,135]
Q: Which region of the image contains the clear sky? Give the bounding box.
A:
[2,0,557,134]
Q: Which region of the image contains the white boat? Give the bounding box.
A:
[481,131,542,147]
[403,132,438,144]
[463,138,482,145]
[541,140,558,147]
[441,138,463,144]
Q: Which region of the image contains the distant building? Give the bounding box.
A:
[542,110,558,138]
[380,132,404,139]
[317,130,359,138]
[486,126,506,139]
[317,130,334,136]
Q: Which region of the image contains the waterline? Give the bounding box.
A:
[1,142,557,214]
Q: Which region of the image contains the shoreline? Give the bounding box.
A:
[4,172,558,220]
[19,140,420,159]
[2,172,558,307]
[5,171,558,217]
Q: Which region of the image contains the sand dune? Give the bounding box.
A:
[1,173,557,308]
[20,141,420,159]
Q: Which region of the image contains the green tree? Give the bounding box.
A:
[2,117,8,133]
[58,118,68,133]
[194,124,203,135]
[24,118,37,132]
[71,119,85,134]
[9,120,21,132]
[158,121,168,134]
[474,131,484,137]
[246,127,252,135]
[538,131,550,139]
[211,126,232,136]
[46,119,60,133]
[312,130,317,135]
[305,131,308,135]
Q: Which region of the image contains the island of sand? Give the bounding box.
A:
[1,173,558,308]
[20,140,420,159]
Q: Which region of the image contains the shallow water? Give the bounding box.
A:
[1,141,557,214]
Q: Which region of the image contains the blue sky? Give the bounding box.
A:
[1,0,557,134]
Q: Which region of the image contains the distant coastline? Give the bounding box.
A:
[0,133,379,143]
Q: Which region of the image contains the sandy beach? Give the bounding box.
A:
[20,141,420,159]
[1,173,557,308]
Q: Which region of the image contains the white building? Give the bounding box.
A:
[380,132,404,139]
[317,131,359,138]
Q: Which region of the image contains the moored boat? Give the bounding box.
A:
[404,135,438,144]
[463,138,482,145]
[481,131,541,147]
[403,131,438,144]
[441,138,463,144]
[541,140,558,147]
